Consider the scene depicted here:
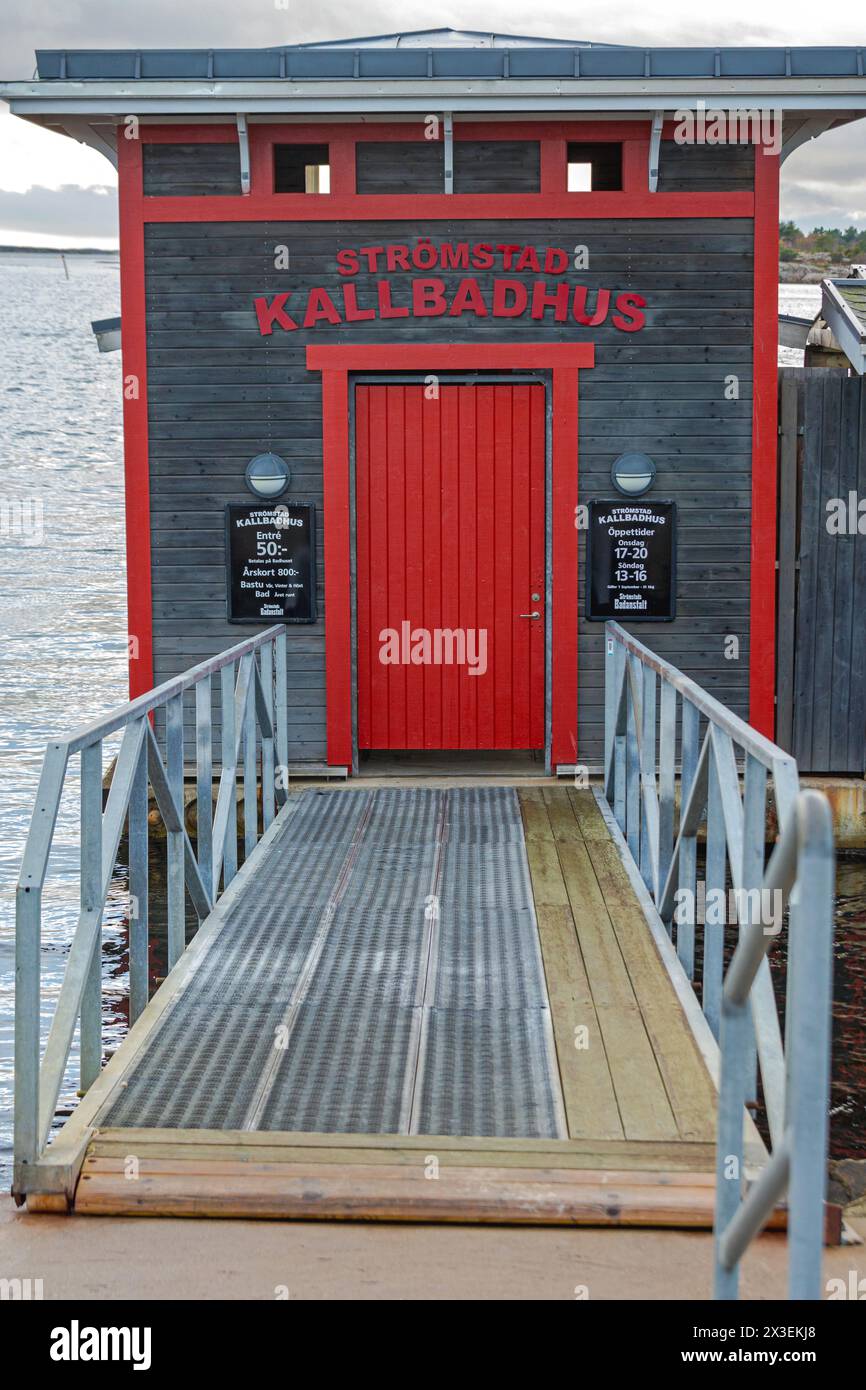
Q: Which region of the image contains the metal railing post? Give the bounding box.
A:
[260,640,275,830]
[243,658,257,858]
[704,748,726,1041]
[604,628,616,777]
[275,628,288,778]
[639,663,657,895]
[613,641,626,831]
[625,662,640,863]
[713,991,753,1299]
[658,678,676,911]
[195,676,213,901]
[219,660,238,890]
[79,739,103,1092]
[128,732,149,1024]
[740,753,766,1103]
[786,793,835,1300]
[166,692,186,967]
[677,698,700,977]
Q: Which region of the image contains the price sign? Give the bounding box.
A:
[225,502,317,623]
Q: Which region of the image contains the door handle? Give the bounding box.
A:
[519,611,541,620]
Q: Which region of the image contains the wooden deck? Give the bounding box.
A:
[39,785,732,1227]
[519,788,718,1148]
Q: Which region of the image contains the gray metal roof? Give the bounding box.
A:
[30,42,866,83]
[289,28,625,49]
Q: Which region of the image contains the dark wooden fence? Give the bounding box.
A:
[776,369,866,773]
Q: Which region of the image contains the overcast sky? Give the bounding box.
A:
[1,1,865,246]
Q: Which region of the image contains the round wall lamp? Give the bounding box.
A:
[611,451,656,497]
[245,452,291,499]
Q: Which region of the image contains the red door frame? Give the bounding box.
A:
[306,343,595,769]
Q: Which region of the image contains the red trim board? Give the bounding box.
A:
[750,146,780,739]
[140,191,754,222]
[117,130,155,700]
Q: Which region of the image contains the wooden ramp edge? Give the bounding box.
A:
[74,1161,726,1229]
[68,1129,734,1228]
[65,1133,842,1237]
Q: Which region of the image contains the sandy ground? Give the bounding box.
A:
[2,1198,865,1300]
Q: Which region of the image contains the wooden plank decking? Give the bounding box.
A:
[519,788,718,1150]
[54,785,725,1226]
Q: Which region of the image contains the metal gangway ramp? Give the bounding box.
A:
[14,624,835,1299]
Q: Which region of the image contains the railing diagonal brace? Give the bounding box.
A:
[146,723,212,921]
[604,652,629,800]
[658,728,710,921]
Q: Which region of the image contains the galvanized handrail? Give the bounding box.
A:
[14,625,289,1198]
[604,620,834,1301]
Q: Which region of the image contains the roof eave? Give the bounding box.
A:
[4,75,866,118]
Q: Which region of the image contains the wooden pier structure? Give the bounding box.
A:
[14,622,836,1299]
[58,786,724,1226]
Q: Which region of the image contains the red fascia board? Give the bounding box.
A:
[139,119,655,144]
[138,124,239,142]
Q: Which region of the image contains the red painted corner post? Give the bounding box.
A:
[750,145,780,739]
[117,129,155,699]
[320,369,354,767]
[551,367,580,767]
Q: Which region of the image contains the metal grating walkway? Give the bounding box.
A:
[100,788,566,1139]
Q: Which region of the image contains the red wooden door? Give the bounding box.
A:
[355,382,545,750]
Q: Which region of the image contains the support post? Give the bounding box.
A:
[195,677,213,904]
[243,665,257,858]
[79,740,103,1092]
[220,662,237,891]
[786,796,834,1300]
[128,733,149,1024]
[166,693,185,967]
[658,679,676,911]
[677,700,700,977]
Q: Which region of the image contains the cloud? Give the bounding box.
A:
[781,122,866,230]
[3,4,866,236]
[0,184,118,240]
[4,0,866,79]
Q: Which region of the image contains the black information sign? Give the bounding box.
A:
[226,502,317,624]
[586,499,676,622]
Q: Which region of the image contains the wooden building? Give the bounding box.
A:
[5,29,866,773]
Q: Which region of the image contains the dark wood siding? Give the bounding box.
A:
[143,144,242,196]
[144,217,754,764]
[778,370,866,773]
[453,141,540,192]
[355,142,443,193]
[355,139,541,193]
[657,141,755,192]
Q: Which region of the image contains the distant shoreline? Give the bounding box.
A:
[0,245,118,255]
[0,244,820,289]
